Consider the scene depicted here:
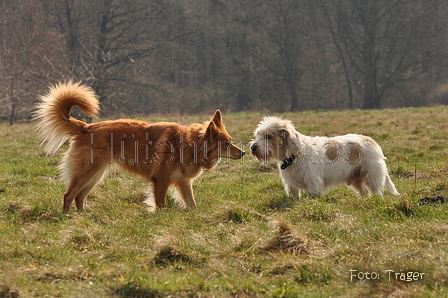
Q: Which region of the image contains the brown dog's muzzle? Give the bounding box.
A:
[227,143,245,159]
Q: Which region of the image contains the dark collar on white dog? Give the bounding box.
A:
[281,155,295,169]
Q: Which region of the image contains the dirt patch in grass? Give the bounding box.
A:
[420,195,448,204]
[0,285,19,298]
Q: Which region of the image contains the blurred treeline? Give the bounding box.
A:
[2,0,448,123]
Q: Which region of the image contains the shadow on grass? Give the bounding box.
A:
[3,201,63,223]
[124,193,147,204]
[152,245,193,267]
[111,282,161,298]
[382,198,417,220]
[264,195,298,211]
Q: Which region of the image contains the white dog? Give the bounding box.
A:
[250,116,399,197]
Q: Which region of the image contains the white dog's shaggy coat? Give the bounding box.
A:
[250,116,399,197]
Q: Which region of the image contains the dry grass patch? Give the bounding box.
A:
[261,221,308,255]
[357,282,421,298]
[4,201,59,223]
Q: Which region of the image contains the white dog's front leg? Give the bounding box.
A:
[282,179,302,199]
[280,170,303,199]
[286,187,301,199]
[306,177,324,197]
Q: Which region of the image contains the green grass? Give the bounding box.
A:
[1,106,448,297]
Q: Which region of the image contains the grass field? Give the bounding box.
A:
[1,106,448,297]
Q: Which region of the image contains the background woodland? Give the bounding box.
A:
[2,0,448,123]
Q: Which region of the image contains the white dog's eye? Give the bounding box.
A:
[265,134,272,139]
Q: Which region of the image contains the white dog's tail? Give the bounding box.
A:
[385,174,399,195]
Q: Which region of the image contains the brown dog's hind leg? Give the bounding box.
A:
[74,186,93,212]
[63,179,85,213]
[62,166,106,212]
[75,169,105,211]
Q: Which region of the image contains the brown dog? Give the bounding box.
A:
[34,81,245,212]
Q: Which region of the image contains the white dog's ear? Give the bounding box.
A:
[280,128,301,158]
[278,129,290,142]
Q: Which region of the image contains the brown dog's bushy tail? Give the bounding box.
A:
[34,81,99,155]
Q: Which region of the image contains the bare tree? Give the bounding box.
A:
[216,0,331,111]
[0,0,66,124]
[239,0,308,110]
[320,0,447,109]
[43,0,174,103]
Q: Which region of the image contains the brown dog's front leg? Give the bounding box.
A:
[175,180,196,208]
[153,179,170,208]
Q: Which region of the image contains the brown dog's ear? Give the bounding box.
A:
[206,121,218,139]
[211,110,223,127]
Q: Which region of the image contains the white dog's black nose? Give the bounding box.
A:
[250,144,257,152]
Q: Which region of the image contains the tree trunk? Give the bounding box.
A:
[362,21,380,109]
[362,56,380,109]
[9,77,16,126]
[289,76,299,111]
[319,0,354,109]
[9,103,16,126]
